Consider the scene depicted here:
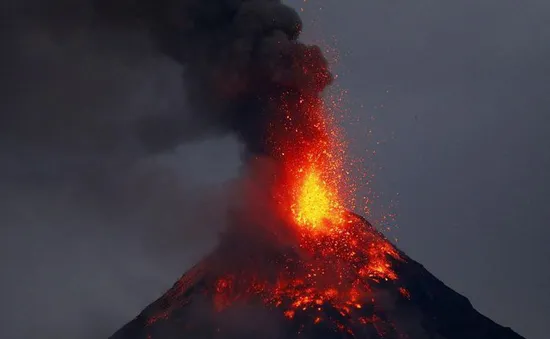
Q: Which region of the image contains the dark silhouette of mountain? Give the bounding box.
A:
[109,214,525,339]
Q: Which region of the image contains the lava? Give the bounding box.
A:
[292,168,340,229]
[139,1,407,336]
[145,33,407,338]
[202,64,409,332]
[165,90,405,334]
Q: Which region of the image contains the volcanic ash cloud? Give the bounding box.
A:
[94,0,333,158]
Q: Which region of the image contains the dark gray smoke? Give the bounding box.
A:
[0,0,204,154]
[2,0,334,157]
[0,0,337,338]
[0,0,241,338]
[94,0,333,156]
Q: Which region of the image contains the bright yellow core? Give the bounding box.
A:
[293,169,338,229]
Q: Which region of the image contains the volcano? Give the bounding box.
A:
[108,213,524,339]
[94,2,525,338]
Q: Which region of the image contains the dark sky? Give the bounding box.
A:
[1,1,549,339]
[296,1,550,339]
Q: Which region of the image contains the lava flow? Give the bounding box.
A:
[221,87,406,328]
[124,0,408,335]
[145,76,407,336]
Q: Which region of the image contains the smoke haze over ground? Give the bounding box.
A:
[1,1,242,337]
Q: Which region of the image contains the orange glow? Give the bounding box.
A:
[201,91,404,334]
[272,89,351,235]
[199,66,404,334]
[399,287,411,300]
[292,168,342,230]
[146,36,406,338]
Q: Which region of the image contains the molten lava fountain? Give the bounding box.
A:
[113,17,408,339]
[199,84,408,335]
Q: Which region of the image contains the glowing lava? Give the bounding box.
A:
[292,168,341,230]
[144,56,408,338]
[201,59,406,332]
[273,88,352,235]
[145,11,407,338]
[201,94,405,332]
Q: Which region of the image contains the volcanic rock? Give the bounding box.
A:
[109,215,525,339]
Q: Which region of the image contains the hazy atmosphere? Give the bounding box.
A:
[1,1,548,339]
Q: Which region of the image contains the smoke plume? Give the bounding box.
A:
[2,0,334,158]
[94,0,334,157]
[0,0,336,338]
[1,0,238,338]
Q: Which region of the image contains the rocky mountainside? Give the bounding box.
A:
[109,215,525,339]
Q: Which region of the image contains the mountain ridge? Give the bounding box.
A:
[109,214,526,339]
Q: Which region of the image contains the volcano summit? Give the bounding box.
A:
[109,213,524,339]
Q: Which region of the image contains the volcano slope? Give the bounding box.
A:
[109,213,524,339]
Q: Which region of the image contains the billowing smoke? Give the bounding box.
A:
[0,0,239,338]
[2,0,334,158]
[1,0,336,338]
[94,0,334,157]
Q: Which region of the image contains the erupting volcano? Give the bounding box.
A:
[110,211,524,339]
[100,1,525,338]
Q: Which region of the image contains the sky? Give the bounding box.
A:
[295,1,550,338]
[1,1,549,339]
